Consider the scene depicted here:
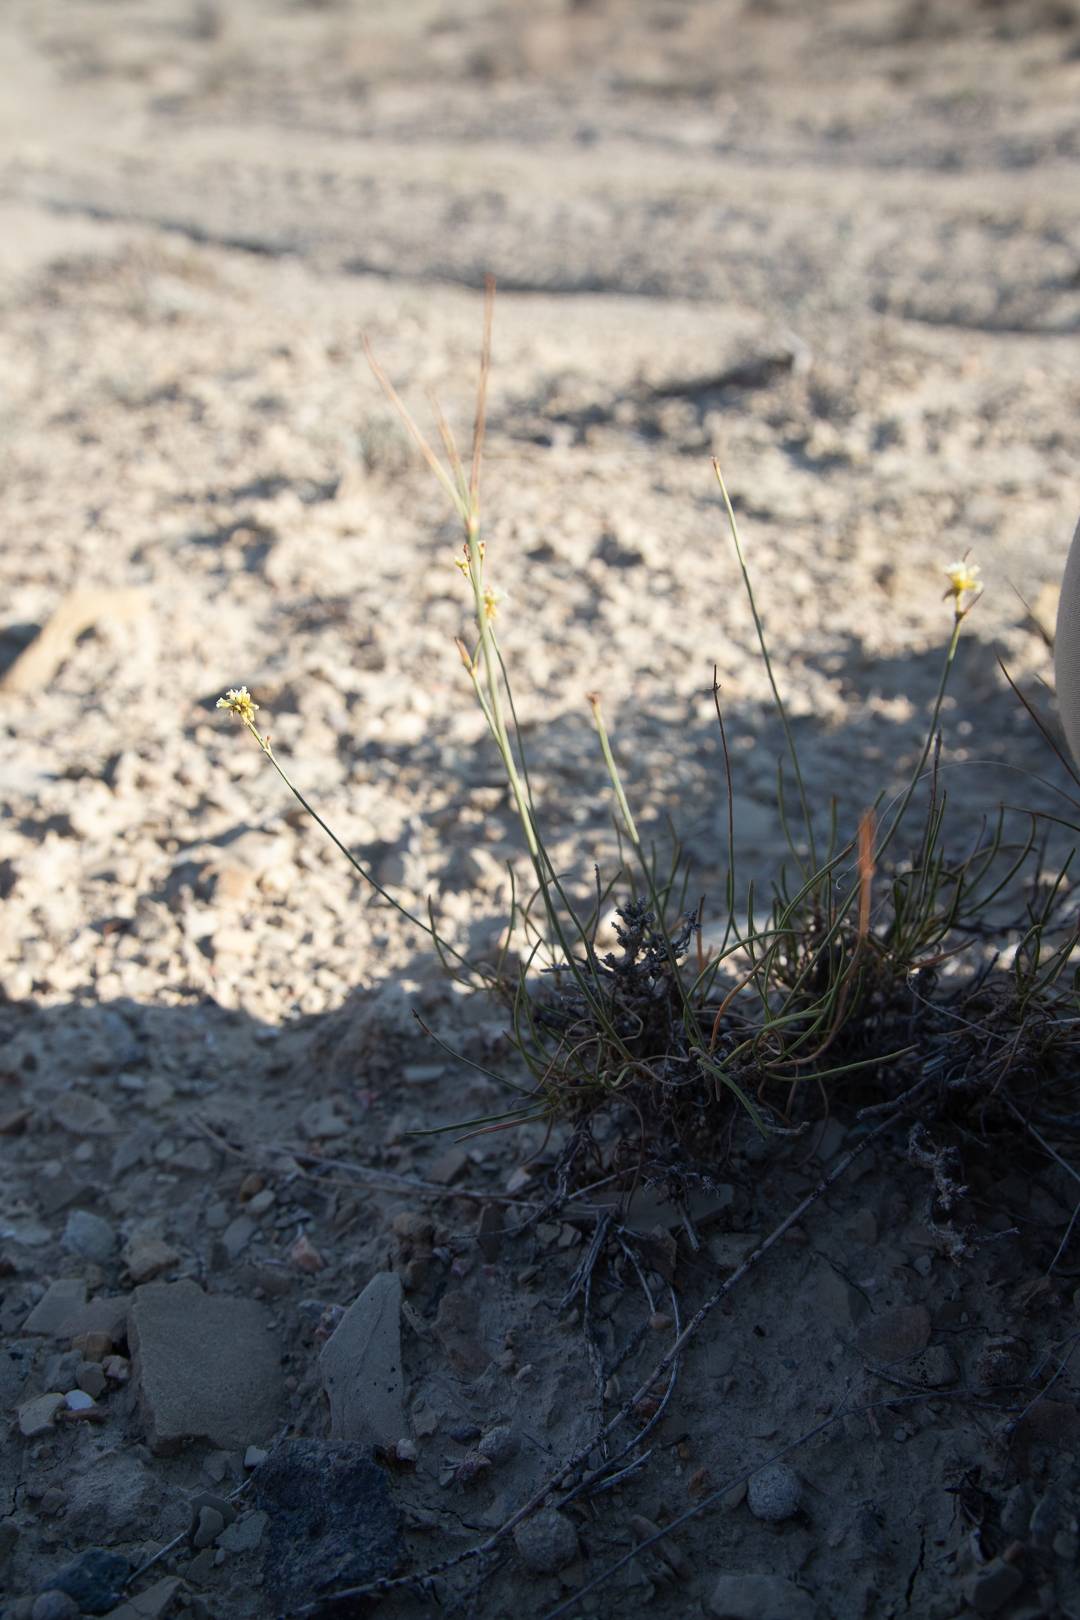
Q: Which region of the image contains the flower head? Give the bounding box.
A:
[943,558,982,614]
[216,686,259,725]
[482,586,503,621]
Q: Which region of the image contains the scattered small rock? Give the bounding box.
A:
[1000,1482,1034,1540]
[17,1393,64,1437]
[192,1506,225,1549]
[747,1463,803,1522]
[906,1345,958,1388]
[77,1362,108,1399]
[478,1424,518,1464]
[708,1573,817,1619]
[129,1278,284,1454]
[253,1438,402,1610]
[243,1445,269,1470]
[90,1576,181,1620]
[476,1204,503,1263]
[319,1271,405,1449]
[62,1293,131,1346]
[433,1289,486,1375]
[811,1266,866,1331]
[64,1388,96,1411]
[217,1511,269,1555]
[61,1211,116,1264]
[30,1593,80,1620]
[299,1099,349,1140]
[973,1335,1027,1391]
[963,1557,1024,1615]
[22,1279,87,1336]
[122,1236,180,1284]
[289,1231,325,1273]
[218,1215,256,1263]
[51,1093,117,1137]
[855,1304,931,1362]
[708,1234,758,1269]
[513,1509,579,1574]
[38,1548,131,1616]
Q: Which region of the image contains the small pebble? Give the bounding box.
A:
[243,1446,269,1470]
[513,1509,579,1574]
[31,1594,80,1620]
[478,1425,518,1464]
[61,1211,117,1264]
[77,1363,108,1399]
[192,1506,225,1549]
[64,1390,96,1412]
[746,1463,802,1522]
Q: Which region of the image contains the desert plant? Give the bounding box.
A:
[215,287,1080,1189]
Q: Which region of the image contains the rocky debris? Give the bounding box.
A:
[192,1506,225,1548]
[512,1509,579,1574]
[62,1294,131,1346]
[707,1574,818,1619]
[963,1558,1024,1615]
[37,1548,131,1616]
[905,1345,958,1388]
[50,1094,118,1137]
[1000,1482,1035,1539]
[122,1235,180,1284]
[476,1203,503,1262]
[973,1335,1028,1392]
[76,1362,107,1398]
[318,1271,405,1449]
[391,1212,436,1291]
[478,1424,517,1464]
[16,1393,64,1437]
[747,1463,803,1523]
[60,1211,117,1264]
[253,1438,402,1610]
[299,1099,349,1140]
[217,1511,268,1555]
[129,1278,283,1454]
[708,1234,759,1270]
[22,1279,86,1336]
[433,1289,486,1376]
[811,1266,867,1331]
[30,1594,80,1620]
[92,1578,181,1620]
[854,1304,931,1363]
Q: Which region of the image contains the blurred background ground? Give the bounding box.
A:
[1,3,1080,1617]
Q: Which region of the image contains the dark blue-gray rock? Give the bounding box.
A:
[708,1573,817,1619]
[61,1210,116,1264]
[747,1463,803,1522]
[37,1549,130,1616]
[512,1509,579,1574]
[31,1594,80,1620]
[963,1558,1024,1615]
[855,1304,931,1362]
[253,1439,401,1610]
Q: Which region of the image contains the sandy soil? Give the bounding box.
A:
[2,2,1080,1617]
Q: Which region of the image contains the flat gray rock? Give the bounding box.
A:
[22,1279,87,1336]
[129,1279,283,1455]
[319,1271,404,1449]
[708,1574,818,1620]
